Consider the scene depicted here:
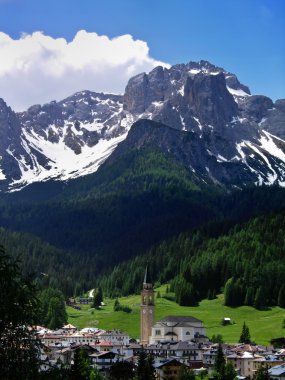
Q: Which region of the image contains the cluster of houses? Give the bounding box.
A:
[36,320,285,379]
[35,273,285,379]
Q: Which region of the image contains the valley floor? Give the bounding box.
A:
[67,287,284,345]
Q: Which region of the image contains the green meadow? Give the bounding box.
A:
[67,286,285,345]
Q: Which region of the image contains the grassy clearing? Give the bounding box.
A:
[67,285,285,345]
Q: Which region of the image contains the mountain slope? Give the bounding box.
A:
[0,60,284,192]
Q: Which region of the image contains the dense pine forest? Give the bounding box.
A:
[98,213,285,308]
[0,147,285,305]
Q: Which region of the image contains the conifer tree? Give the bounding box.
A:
[214,343,225,379]
[224,361,237,380]
[136,351,155,380]
[0,245,41,379]
[224,278,235,306]
[177,364,195,380]
[239,322,251,343]
[253,365,270,380]
[254,287,264,310]
[70,348,95,380]
[93,287,103,308]
[278,284,285,308]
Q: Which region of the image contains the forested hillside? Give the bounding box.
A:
[98,213,285,308]
[1,145,285,299]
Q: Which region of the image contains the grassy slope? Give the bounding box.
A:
[67,286,285,345]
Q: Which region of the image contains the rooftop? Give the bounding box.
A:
[158,315,203,324]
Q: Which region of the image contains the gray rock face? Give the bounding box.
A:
[0,99,30,182]
[0,59,284,191]
[184,72,238,126]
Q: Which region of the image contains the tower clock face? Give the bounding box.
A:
[143,309,146,314]
[149,309,153,314]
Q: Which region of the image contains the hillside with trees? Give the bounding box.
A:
[98,213,285,308]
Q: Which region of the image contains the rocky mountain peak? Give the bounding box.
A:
[0,59,284,192]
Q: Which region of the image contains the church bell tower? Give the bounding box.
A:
[140,267,154,346]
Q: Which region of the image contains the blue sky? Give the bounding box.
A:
[0,0,284,109]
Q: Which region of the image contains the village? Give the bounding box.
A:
[36,272,285,379]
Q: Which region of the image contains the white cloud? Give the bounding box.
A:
[0,30,169,111]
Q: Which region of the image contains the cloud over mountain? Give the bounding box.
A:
[0,30,169,111]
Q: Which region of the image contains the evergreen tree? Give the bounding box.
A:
[278,284,285,308]
[224,362,237,380]
[109,361,135,379]
[136,351,155,380]
[114,298,120,311]
[0,245,41,379]
[239,322,251,344]
[211,334,224,344]
[177,364,196,380]
[224,278,235,306]
[214,343,225,379]
[253,365,270,380]
[39,288,67,329]
[93,287,103,308]
[39,364,69,380]
[46,297,67,330]
[244,286,255,306]
[70,348,94,380]
[176,278,197,306]
[254,287,264,310]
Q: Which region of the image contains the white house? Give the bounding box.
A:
[98,330,130,346]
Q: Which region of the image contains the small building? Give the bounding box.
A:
[99,330,130,346]
[155,358,185,380]
[226,351,264,378]
[269,364,285,380]
[90,351,117,372]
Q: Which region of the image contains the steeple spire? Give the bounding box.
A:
[140,263,154,346]
[143,265,148,284]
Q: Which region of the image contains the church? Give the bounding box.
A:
[140,269,206,345]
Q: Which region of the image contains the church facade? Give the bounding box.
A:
[149,315,206,344]
[140,271,206,345]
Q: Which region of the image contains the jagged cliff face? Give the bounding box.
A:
[0,60,284,191]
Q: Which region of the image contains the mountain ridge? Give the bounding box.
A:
[0,59,284,192]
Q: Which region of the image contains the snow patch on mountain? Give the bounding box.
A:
[227,86,250,97]
[259,132,285,163]
[9,131,128,190]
